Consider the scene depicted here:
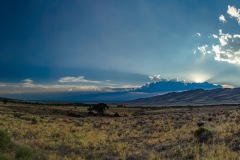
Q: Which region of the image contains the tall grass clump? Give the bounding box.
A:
[0,130,14,150]
[194,127,213,143]
[0,130,35,160]
[15,145,35,160]
[0,153,10,160]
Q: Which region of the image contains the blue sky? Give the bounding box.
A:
[1,0,240,99]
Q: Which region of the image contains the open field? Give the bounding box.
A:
[0,102,240,160]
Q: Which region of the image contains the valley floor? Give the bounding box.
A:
[0,102,240,160]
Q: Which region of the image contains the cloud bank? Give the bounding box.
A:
[0,77,139,95]
[0,79,101,94]
[134,76,222,93]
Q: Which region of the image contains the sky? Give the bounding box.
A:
[1,0,240,100]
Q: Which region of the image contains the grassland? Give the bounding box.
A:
[0,102,240,160]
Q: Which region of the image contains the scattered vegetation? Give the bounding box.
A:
[0,102,240,159]
[0,129,35,160]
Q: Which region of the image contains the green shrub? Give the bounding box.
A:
[0,130,14,150]
[194,127,213,143]
[0,153,10,160]
[15,145,34,160]
[85,153,95,160]
[0,130,35,160]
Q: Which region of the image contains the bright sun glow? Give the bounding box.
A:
[190,73,210,83]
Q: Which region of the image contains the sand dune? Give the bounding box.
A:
[129,88,240,106]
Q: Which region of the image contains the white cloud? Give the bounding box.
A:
[233,34,240,38]
[214,29,232,46]
[149,75,180,82]
[196,33,201,37]
[58,76,100,83]
[0,78,136,94]
[197,45,211,55]
[211,30,240,64]
[22,79,33,84]
[149,75,163,82]
[193,49,197,54]
[105,85,141,90]
[58,76,119,87]
[227,5,240,24]
[0,83,7,87]
[195,5,240,65]
[219,15,227,23]
[0,80,101,94]
[212,34,218,38]
[199,30,240,64]
[219,29,223,35]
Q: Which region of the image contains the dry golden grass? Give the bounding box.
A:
[0,102,240,159]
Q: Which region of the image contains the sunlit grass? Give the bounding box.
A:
[0,103,240,159]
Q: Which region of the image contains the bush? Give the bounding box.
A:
[87,107,93,112]
[31,118,38,124]
[92,103,109,115]
[196,122,204,127]
[87,111,96,116]
[2,99,8,104]
[0,130,14,150]
[0,130,34,160]
[0,153,10,160]
[85,153,95,160]
[114,113,121,117]
[194,127,213,143]
[15,145,34,160]
[229,137,240,151]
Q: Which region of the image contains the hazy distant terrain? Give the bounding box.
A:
[129,88,240,106]
[1,81,222,102]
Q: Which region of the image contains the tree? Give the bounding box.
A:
[92,103,109,115]
[2,99,8,105]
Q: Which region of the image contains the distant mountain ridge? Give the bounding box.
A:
[0,97,13,101]
[129,88,240,106]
